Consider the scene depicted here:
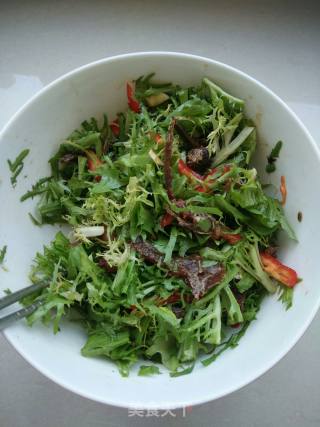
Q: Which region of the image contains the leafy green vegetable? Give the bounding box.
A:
[20,74,298,377]
[170,362,195,377]
[201,322,250,367]
[138,365,161,376]
[266,140,282,173]
[203,77,244,112]
[0,245,7,264]
[278,285,293,310]
[146,334,180,371]
[7,149,30,186]
[236,272,256,293]
[221,286,244,325]
[235,239,277,293]
[212,127,255,166]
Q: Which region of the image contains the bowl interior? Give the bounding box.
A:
[1,52,319,409]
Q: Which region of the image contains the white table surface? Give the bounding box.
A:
[1,1,320,426]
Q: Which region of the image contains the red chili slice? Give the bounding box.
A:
[110,119,120,136]
[126,82,140,113]
[159,292,193,305]
[160,212,174,228]
[194,185,207,193]
[260,252,298,287]
[221,232,242,245]
[86,150,103,182]
[154,133,163,144]
[178,159,203,181]
[231,323,241,328]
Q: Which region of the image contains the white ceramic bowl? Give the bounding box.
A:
[1,52,319,409]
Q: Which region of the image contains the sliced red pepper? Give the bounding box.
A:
[86,150,103,182]
[198,164,232,192]
[221,232,242,245]
[164,292,181,305]
[178,161,232,193]
[160,212,174,228]
[158,291,193,306]
[178,159,203,181]
[231,323,241,328]
[260,252,298,287]
[204,167,218,180]
[156,294,178,306]
[204,164,231,181]
[129,305,144,318]
[86,150,103,170]
[148,132,163,144]
[179,162,208,192]
[126,82,140,113]
[110,119,120,136]
[194,185,207,193]
[154,133,163,144]
[280,175,287,205]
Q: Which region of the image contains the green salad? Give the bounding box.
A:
[21,75,299,377]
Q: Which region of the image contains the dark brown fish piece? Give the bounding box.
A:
[132,240,225,299]
[172,256,225,299]
[186,147,210,173]
[132,241,163,264]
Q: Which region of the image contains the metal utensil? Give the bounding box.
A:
[0,283,46,330]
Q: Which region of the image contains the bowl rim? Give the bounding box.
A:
[1,51,320,409]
